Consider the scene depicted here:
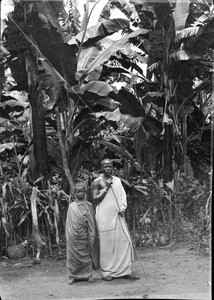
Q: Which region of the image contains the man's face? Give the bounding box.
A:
[102,161,113,176]
[75,186,85,200]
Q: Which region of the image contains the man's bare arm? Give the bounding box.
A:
[92,178,110,204]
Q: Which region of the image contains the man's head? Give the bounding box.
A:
[101,158,113,177]
[74,182,86,201]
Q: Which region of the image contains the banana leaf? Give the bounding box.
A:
[28,13,78,87]
[38,58,65,110]
[81,0,109,31]
[142,91,163,101]
[175,27,200,43]
[77,42,146,81]
[104,134,122,144]
[100,139,133,160]
[112,0,136,17]
[76,46,101,80]
[59,1,81,37]
[134,185,149,196]
[75,18,130,44]
[120,46,147,62]
[81,28,149,76]
[186,0,211,28]
[2,90,28,102]
[87,66,103,81]
[172,0,190,31]
[0,100,29,109]
[185,18,214,50]
[116,88,145,117]
[143,115,162,138]
[95,98,120,109]
[0,142,25,153]
[74,81,118,97]
[170,49,211,61]
[94,108,143,130]
[33,0,64,37]
[121,178,132,187]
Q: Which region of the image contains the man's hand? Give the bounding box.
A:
[103,179,112,190]
[118,210,125,217]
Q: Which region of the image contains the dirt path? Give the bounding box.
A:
[0,242,211,300]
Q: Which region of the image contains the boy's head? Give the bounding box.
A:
[74,182,86,201]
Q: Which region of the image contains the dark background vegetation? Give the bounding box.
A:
[0,0,212,260]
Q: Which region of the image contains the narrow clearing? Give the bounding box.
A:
[0,242,211,300]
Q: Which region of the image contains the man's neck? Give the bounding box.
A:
[102,174,112,180]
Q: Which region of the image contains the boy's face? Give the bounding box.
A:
[75,186,85,201]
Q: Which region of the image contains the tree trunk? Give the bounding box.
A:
[25,51,48,180]
[55,107,74,193]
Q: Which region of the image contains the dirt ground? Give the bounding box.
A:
[0,242,211,300]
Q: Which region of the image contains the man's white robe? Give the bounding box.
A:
[96,176,134,277]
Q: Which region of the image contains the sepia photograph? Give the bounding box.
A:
[0,0,212,299]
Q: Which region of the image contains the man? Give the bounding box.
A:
[92,158,139,281]
[66,182,99,284]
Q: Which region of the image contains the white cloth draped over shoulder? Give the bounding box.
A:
[96,176,134,278]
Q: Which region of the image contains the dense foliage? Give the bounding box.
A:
[0,0,212,259]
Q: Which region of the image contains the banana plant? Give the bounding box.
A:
[2,0,213,186]
[78,0,212,194]
[0,2,105,187]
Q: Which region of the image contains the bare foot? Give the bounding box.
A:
[68,278,75,285]
[122,274,140,280]
[88,275,95,283]
[102,276,113,281]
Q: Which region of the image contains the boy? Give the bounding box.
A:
[66,182,98,284]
